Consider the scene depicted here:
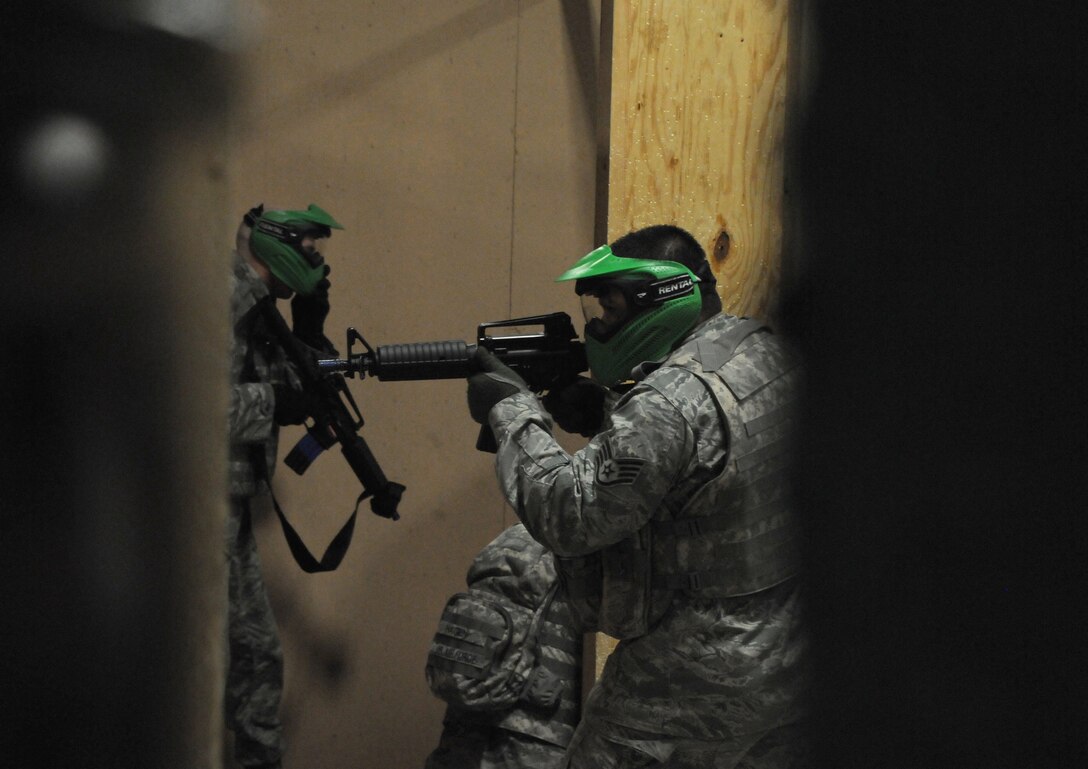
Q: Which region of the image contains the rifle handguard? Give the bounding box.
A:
[370,341,473,380]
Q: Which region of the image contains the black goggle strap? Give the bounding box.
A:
[691,259,717,288]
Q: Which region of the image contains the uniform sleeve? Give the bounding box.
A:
[487,383,695,557]
[229,381,275,443]
[228,270,281,447]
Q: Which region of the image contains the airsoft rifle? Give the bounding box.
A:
[266,308,586,566]
[258,305,585,572]
[316,311,589,450]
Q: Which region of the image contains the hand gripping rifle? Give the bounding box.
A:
[315,312,589,451]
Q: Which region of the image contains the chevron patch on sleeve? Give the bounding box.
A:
[595,440,645,486]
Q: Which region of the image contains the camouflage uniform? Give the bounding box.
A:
[226,251,295,769]
[485,314,808,768]
[425,524,583,769]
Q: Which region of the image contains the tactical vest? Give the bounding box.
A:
[559,316,801,639]
[426,527,582,748]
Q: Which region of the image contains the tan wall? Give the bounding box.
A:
[226,2,599,766]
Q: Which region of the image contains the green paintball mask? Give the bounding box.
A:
[556,245,701,386]
[245,203,343,296]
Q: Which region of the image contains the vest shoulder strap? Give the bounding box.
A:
[695,317,766,371]
[718,336,800,401]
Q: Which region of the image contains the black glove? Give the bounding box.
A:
[542,376,607,437]
[291,266,335,352]
[272,384,312,426]
[466,347,528,424]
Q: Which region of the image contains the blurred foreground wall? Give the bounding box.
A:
[784,2,1084,766]
[2,2,234,767]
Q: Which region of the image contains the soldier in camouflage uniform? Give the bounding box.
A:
[465,225,808,768]
[423,523,583,769]
[227,203,343,768]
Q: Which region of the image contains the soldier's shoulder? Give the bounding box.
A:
[641,361,713,403]
[614,367,711,432]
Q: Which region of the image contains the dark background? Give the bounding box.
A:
[784,3,1085,766]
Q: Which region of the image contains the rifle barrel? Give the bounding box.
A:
[317,357,353,372]
[317,340,472,380]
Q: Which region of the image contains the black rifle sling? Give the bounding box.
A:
[267,486,357,574]
[243,297,358,573]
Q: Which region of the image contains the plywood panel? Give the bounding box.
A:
[607,0,791,321]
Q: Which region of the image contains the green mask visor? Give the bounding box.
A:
[557,245,701,385]
[248,203,343,295]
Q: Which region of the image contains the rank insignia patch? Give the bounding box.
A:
[595,440,645,486]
